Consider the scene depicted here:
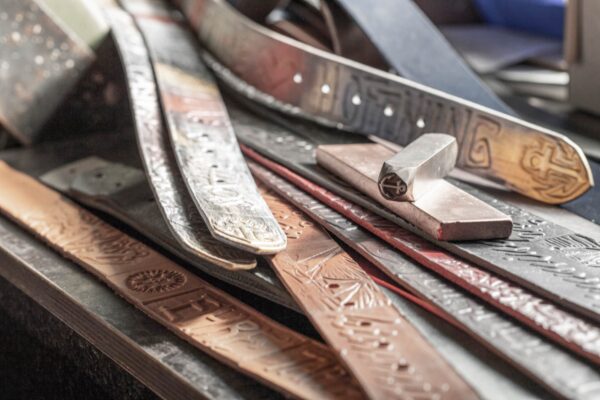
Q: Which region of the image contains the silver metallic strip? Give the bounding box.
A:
[178,0,593,205]
[106,8,257,270]
[128,0,286,254]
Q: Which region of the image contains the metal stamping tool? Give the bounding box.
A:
[378,133,458,202]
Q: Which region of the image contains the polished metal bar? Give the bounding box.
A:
[378,133,457,201]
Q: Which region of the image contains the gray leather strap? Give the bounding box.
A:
[330,0,512,113]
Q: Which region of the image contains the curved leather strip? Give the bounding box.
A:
[176,0,592,204]
[258,184,479,400]
[245,147,600,367]
[106,8,257,270]
[125,0,286,254]
[249,159,600,400]
[0,0,94,144]
[231,107,600,323]
[40,157,298,311]
[0,160,364,400]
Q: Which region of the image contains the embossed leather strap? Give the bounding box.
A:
[249,159,600,400]
[0,0,94,144]
[258,183,478,400]
[40,157,297,311]
[125,0,287,254]
[0,160,365,399]
[176,0,593,204]
[106,7,262,270]
[246,147,600,367]
[37,157,538,398]
[232,109,600,323]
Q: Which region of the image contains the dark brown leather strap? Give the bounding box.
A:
[259,183,479,400]
[0,160,364,400]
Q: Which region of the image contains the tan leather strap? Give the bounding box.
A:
[259,184,478,400]
[0,161,363,400]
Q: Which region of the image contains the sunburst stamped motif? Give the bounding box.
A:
[126,269,187,294]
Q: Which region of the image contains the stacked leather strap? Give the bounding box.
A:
[258,183,478,399]
[0,160,365,400]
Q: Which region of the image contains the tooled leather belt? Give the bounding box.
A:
[175,0,593,205]
[110,0,287,260]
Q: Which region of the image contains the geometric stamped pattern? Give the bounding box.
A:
[0,155,366,398]
[247,160,600,400]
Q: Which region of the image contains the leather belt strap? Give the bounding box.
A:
[0,160,364,400]
[124,0,287,254]
[249,157,600,400]
[246,146,600,367]
[107,7,260,270]
[176,0,593,204]
[40,156,298,311]
[0,0,94,144]
[232,103,600,323]
[258,183,479,400]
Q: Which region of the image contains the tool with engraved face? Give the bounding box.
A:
[378,133,458,202]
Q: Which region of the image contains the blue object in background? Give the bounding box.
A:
[473,0,565,39]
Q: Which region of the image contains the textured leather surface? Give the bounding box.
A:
[0,160,364,400]
[249,158,600,400]
[260,183,479,400]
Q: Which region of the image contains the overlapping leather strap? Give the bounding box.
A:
[245,145,600,367]
[106,7,260,270]
[317,142,600,323]
[0,160,365,400]
[232,106,600,323]
[258,183,478,400]
[40,157,298,311]
[249,157,600,400]
[227,104,511,241]
[176,0,592,204]
[0,0,94,144]
[124,0,287,254]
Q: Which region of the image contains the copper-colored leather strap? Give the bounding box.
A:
[0,161,364,400]
[259,184,478,400]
